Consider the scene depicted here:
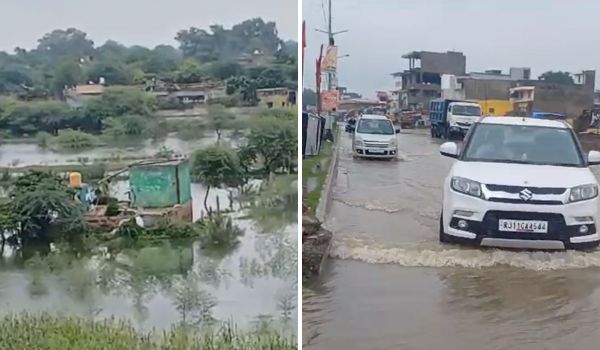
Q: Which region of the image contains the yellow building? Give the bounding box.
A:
[256,88,296,109]
[473,99,513,116]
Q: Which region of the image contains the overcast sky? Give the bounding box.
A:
[303,0,600,97]
[0,0,297,51]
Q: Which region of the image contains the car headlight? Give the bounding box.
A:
[451,176,483,198]
[569,184,598,203]
[389,138,397,147]
[354,137,363,146]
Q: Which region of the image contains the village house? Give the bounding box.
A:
[256,87,296,108]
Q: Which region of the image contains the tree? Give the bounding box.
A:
[86,59,133,85]
[191,146,241,213]
[245,115,296,175]
[538,71,574,84]
[83,87,157,122]
[175,59,204,83]
[207,104,235,141]
[205,61,243,80]
[175,18,283,61]
[0,202,19,244]
[9,171,84,241]
[51,61,83,97]
[36,28,95,62]
[303,88,317,107]
[141,45,181,74]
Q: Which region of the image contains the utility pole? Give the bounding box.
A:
[316,0,348,93]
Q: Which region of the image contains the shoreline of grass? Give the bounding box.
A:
[0,314,297,350]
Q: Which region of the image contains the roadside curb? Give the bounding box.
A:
[311,127,341,276]
[315,127,341,222]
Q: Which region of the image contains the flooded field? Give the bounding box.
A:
[303,131,600,350]
[0,131,243,167]
[0,183,297,333]
[0,129,296,335]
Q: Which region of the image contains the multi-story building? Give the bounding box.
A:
[392,51,466,110]
[510,70,595,119]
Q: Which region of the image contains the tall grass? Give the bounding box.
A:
[0,314,297,350]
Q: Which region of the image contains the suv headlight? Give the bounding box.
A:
[451,176,483,198]
[389,138,397,147]
[569,184,598,203]
[354,137,363,146]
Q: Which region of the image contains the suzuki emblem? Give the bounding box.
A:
[519,188,533,201]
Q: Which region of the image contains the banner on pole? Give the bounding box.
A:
[321,45,338,72]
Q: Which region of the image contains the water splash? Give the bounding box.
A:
[330,238,600,271]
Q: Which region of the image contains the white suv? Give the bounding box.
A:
[439,116,600,250]
[352,114,399,159]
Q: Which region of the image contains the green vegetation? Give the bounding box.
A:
[0,314,297,350]
[244,109,297,175]
[192,146,243,212]
[302,142,333,214]
[208,104,236,141]
[0,19,297,141]
[538,71,574,84]
[53,129,99,149]
[197,214,244,249]
[0,172,84,243]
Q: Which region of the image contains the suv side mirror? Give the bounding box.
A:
[440,142,459,158]
[588,150,600,165]
[395,129,400,134]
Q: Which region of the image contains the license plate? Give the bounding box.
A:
[498,219,548,233]
[368,149,385,154]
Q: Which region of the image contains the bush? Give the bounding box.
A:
[157,96,188,110]
[105,198,120,216]
[207,95,240,108]
[36,131,52,148]
[197,214,244,249]
[53,129,98,150]
[79,163,106,181]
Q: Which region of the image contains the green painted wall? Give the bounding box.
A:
[130,165,178,208]
[177,160,192,203]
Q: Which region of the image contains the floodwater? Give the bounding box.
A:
[0,134,297,333]
[303,130,600,350]
[0,131,242,167]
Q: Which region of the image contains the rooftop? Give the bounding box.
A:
[74,84,105,95]
[401,50,464,59]
[480,116,568,129]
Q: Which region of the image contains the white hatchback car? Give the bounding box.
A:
[439,116,600,250]
[352,114,399,159]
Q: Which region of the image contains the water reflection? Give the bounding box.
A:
[0,219,296,332]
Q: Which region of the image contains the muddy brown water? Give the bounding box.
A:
[303,130,600,350]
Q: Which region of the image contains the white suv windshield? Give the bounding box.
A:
[451,105,481,116]
[356,119,394,135]
[463,124,584,167]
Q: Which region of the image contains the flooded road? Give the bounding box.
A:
[303,130,600,350]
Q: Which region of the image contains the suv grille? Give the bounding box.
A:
[485,184,566,195]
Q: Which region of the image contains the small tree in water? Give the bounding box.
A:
[207,104,235,142]
[192,146,242,214]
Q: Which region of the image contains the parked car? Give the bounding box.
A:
[352,114,399,159]
[439,116,600,250]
